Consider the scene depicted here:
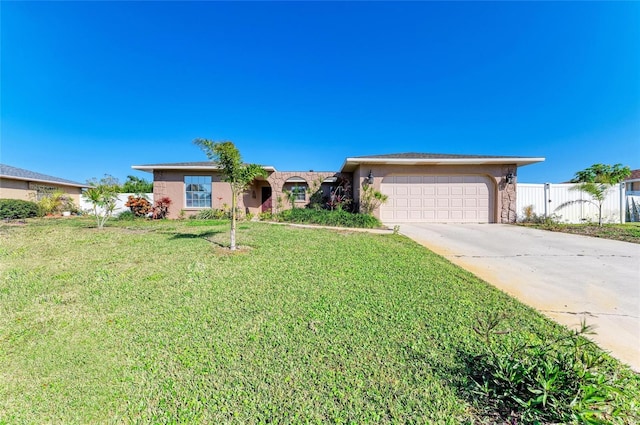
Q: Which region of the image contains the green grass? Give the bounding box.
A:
[1,218,638,423]
[518,222,640,244]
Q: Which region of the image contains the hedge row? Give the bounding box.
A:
[278,208,381,228]
[0,199,39,219]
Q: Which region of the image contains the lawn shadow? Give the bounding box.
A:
[169,230,223,240]
[401,343,509,423]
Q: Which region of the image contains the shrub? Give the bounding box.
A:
[258,211,273,221]
[279,208,381,228]
[36,191,77,216]
[519,205,561,226]
[0,199,39,219]
[116,210,136,221]
[150,197,172,219]
[194,208,228,220]
[359,183,388,215]
[124,195,151,217]
[468,313,628,423]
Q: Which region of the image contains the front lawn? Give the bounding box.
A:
[517,222,640,244]
[1,218,638,423]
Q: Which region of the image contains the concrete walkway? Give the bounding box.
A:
[392,223,640,372]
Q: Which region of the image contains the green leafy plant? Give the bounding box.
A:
[519,205,561,226]
[283,189,297,209]
[279,208,381,228]
[116,210,136,221]
[0,199,39,219]
[359,182,388,215]
[306,177,325,210]
[83,175,120,229]
[327,176,352,211]
[469,313,625,423]
[258,211,273,221]
[35,190,76,216]
[194,208,228,220]
[194,138,267,250]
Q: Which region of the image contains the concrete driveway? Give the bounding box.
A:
[393,223,640,371]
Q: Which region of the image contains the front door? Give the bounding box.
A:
[261,187,272,212]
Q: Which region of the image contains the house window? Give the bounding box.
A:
[185,176,212,208]
[29,184,58,201]
[291,185,306,201]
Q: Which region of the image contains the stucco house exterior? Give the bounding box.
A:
[625,169,640,194]
[132,152,544,223]
[0,164,88,206]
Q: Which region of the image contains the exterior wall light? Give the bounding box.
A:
[366,170,374,185]
[506,172,515,184]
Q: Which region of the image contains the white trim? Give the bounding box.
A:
[340,157,545,172]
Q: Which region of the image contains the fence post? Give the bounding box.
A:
[620,182,626,224]
[544,183,550,217]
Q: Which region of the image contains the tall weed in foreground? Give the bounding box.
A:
[469,313,635,424]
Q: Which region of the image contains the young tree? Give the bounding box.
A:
[83,175,120,229]
[559,163,631,226]
[194,139,267,250]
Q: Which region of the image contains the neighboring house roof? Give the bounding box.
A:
[340,152,545,172]
[0,164,88,188]
[132,161,277,173]
[625,169,640,182]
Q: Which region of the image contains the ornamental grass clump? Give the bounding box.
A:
[469,313,632,423]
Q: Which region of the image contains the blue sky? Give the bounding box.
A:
[2,1,639,184]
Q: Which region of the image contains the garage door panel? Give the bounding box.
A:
[410,186,422,196]
[450,198,463,207]
[380,174,494,223]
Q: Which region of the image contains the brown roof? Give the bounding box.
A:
[626,169,640,181]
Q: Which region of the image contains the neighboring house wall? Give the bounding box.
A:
[0,177,83,206]
[352,163,516,223]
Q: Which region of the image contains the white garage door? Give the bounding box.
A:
[379,175,495,223]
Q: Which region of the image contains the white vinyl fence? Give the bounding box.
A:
[516,183,628,224]
[80,193,154,217]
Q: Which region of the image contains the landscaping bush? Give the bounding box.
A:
[279,208,381,228]
[116,210,136,221]
[193,208,228,220]
[468,313,628,423]
[0,199,39,219]
[150,197,172,219]
[124,195,151,217]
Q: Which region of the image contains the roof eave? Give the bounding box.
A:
[340,157,546,172]
[0,174,89,188]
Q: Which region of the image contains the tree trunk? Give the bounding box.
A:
[230,190,237,250]
[598,203,603,227]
